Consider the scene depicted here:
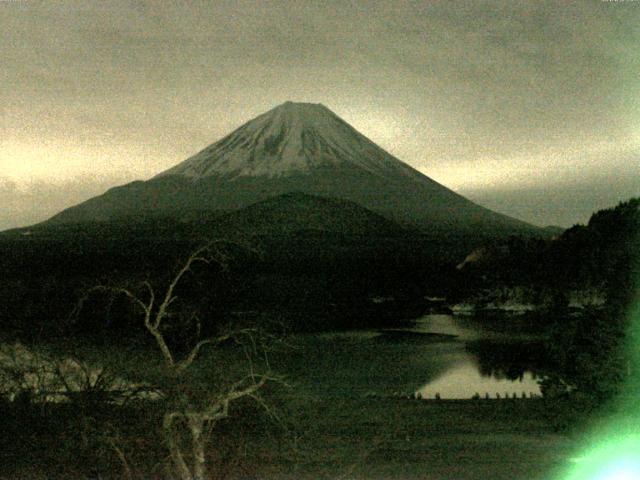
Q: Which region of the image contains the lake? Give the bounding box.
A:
[281,314,547,400]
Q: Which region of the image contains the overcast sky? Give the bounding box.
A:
[1,0,639,230]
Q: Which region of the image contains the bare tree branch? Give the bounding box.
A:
[163,412,191,480]
[66,239,275,480]
[107,437,134,480]
[174,328,259,375]
[155,243,213,331]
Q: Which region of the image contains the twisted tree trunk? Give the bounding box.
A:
[188,413,207,480]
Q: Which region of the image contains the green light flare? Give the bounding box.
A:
[560,282,640,479]
[622,298,640,404]
[564,435,640,480]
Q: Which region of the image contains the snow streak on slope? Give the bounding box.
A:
[40,101,538,235]
[157,102,417,180]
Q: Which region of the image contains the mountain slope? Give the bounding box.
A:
[44,102,538,235]
[158,101,405,179]
[215,192,408,236]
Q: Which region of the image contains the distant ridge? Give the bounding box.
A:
[215,192,408,236]
[44,102,538,235]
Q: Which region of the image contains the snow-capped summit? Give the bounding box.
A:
[43,102,539,235]
[157,101,412,180]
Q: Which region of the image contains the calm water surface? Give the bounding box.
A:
[284,314,546,399]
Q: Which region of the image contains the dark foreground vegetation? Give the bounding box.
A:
[0,388,582,480]
[0,210,482,339]
[459,198,639,406]
[0,197,637,478]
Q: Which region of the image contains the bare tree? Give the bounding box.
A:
[74,240,278,480]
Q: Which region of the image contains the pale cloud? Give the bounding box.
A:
[421,143,640,192]
[0,176,120,231]
[1,0,639,228]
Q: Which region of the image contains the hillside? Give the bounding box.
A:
[215,192,408,236]
[456,197,640,307]
[42,102,539,236]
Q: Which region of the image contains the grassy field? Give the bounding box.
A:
[240,396,580,480]
[0,390,585,479]
[0,335,590,480]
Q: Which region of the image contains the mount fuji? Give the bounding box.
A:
[44,102,536,235]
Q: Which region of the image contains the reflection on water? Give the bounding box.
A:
[283,314,549,399]
[416,361,541,399]
[410,314,480,340]
[410,315,544,399]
